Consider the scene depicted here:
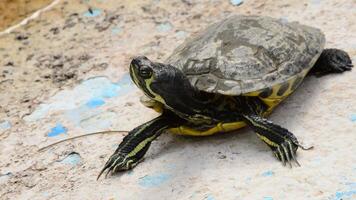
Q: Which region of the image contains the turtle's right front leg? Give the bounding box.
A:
[98,112,180,179]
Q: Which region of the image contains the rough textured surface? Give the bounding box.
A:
[0,0,355,200]
[167,15,325,95]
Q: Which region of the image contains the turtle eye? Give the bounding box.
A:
[139,66,152,79]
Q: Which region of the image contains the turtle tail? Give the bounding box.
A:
[309,48,353,76]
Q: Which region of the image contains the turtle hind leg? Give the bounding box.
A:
[309,48,353,76]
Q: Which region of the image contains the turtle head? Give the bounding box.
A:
[130,56,188,104]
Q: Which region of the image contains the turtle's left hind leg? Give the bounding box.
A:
[309,48,353,76]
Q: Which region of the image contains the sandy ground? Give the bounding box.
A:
[0,0,355,199]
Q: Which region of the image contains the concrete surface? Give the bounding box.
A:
[0,0,355,199]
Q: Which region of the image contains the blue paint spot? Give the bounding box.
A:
[263,197,273,200]
[280,17,288,24]
[139,173,170,188]
[86,98,105,108]
[95,74,134,98]
[166,163,176,170]
[114,74,135,96]
[111,143,119,149]
[157,22,173,32]
[112,27,122,34]
[42,192,50,197]
[350,114,356,122]
[345,182,356,187]
[206,195,215,200]
[101,84,121,98]
[262,170,274,177]
[83,9,101,17]
[330,179,356,200]
[119,73,133,85]
[310,0,321,5]
[0,120,11,132]
[79,111,117,132]
[24,74,134,123]
[188,192,198,199]
[47,123,67,137]
[230,0,244,6]
[60,152,81,165]
[175,30,187,39]
[334,190,356,200]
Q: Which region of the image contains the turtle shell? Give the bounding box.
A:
[165,15,325,95]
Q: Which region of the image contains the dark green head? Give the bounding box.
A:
[129,56,200,113]
[130,56,185,103]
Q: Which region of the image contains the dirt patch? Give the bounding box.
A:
[0,0,53,31]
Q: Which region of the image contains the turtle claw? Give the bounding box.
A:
[97,153,137,180]
[273,140,301,168]
[97,164,109,180]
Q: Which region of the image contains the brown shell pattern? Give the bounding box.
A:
[165,15,325,95]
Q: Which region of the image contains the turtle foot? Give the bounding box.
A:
[97,153,139,180]
[311,48,353,76]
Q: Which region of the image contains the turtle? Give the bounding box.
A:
[97,15,353,179]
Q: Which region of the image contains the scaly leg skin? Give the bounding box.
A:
[97,112,180,179]
[242,114,313,167]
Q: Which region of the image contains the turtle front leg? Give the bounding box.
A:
[98,112,181,179]
[242,114,313,167]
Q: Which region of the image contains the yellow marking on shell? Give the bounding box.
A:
[261,98,284,113]
[169,121,246,136]
[256,133,278,147]
[245,68,310,111]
